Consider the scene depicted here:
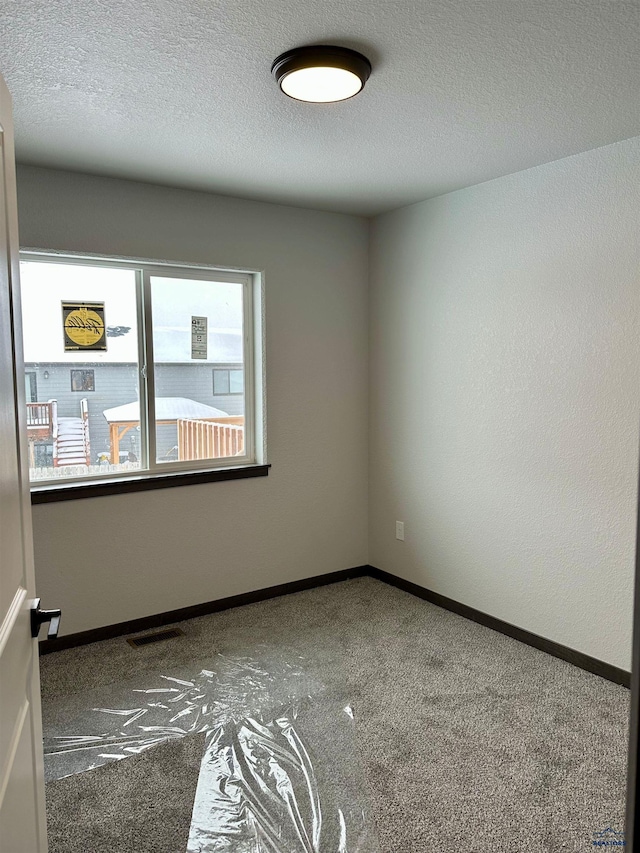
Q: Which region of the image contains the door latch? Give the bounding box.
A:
[30,598,61,640]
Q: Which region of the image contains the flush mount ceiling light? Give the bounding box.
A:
[271,45,372,104]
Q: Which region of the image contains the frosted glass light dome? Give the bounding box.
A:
[280,66,363,103]
[272,46,371,104]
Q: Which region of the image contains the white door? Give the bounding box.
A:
[0,73,48,853]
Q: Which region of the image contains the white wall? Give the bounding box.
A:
[369,137,640,670]
[18,139,640,667]
[17,167,369,635]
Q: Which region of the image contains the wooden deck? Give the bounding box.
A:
[27,400,244,471]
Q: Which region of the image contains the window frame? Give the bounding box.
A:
[20,250,266,498]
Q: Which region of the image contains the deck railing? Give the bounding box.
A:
[177,418,244,461]
[26,400,57,432]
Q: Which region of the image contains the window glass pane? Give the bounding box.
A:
[213,369,230,396]
[151,276,245,464]
[229,369,244,394]
[25,372,37,402]
[20,261,141,482]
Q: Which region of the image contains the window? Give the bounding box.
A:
[70,369,95,392]
[20,254,264,494]
[213,368,244,396]
[25,371,37,402]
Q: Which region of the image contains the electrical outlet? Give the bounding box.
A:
[395,521,405,541]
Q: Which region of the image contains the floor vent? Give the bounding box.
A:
[127,627,184,648]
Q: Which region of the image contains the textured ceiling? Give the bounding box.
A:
[1,0,639,215]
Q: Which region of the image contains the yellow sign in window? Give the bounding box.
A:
[62,302,106,351]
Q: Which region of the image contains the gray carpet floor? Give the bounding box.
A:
[46,733,206,853]
[40,577,630,852]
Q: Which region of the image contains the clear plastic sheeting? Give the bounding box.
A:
[188,701,379,853]
[43,651,324,782]
[42,647,380,852]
